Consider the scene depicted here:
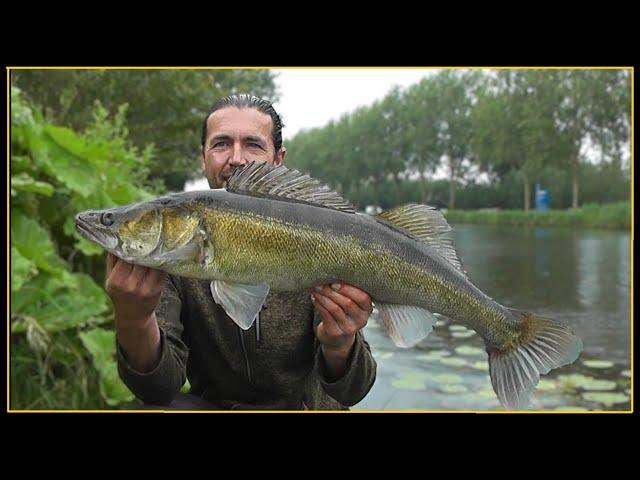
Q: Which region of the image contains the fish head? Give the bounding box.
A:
[75,196,205,268]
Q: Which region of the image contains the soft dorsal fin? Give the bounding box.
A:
[376,204,467,276]
[226,162,356,214]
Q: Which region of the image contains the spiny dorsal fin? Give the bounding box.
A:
[226,162,356,214]
[376,204,467,276]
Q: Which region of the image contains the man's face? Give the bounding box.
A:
[202,106,285,189]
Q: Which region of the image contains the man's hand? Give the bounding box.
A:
[105,252,166,372]
[311,283,373,380]
[105,253,167,328]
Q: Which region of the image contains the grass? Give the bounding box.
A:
[443,202,630,229]
[10,336,106,410]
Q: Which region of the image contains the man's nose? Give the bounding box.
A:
[229,146,247,167]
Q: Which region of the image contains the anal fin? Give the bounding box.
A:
[376,303,437,348]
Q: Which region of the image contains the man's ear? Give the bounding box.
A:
[274,146,287,167]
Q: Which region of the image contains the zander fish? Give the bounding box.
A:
[75,161,583,409]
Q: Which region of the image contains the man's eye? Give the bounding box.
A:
[248,143,262,149]
[212,142,228,148]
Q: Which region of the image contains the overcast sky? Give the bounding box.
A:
[271,68,438,140]
[186,68,437,190]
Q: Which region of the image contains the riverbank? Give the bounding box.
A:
[443,202,631,229]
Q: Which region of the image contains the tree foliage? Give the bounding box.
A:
[11,69,279,191]
[286,69,630,211]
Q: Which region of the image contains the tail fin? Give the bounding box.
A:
[488,310,583,410]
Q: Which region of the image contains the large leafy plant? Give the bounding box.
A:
[10,86,158,409]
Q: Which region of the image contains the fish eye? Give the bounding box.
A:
[101,212,114,226]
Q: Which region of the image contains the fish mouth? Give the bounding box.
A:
[75,215,118,250]
[75,216,98,241]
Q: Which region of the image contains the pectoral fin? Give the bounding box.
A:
[375,303,438,348]
[210,280,270,330]
[155,241,201,264]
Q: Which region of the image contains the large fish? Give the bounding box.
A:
[75,161,582,409]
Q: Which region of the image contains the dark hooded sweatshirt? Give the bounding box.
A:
[116,275,377,410]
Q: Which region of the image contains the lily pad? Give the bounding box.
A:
[435,320,448,327]
[554,406,589,411]
[439,384,468,394]
[581,379,617,391]
[440,357,468,367]
[432,374,463,383]
[581,392,629,406]
[621,370,631,378]
[452,331,476,339]
[467,389,499,401]
[429,349,451,357]
[455,346,485,356]
[557,374,598,390]
[536,379,557,391]
[583,360,614,369]
[555,375,616,392]
[392,378,426,391]
[378,352,394,360]
[392,371,429,391]
[471,361,489,371]
[416,354,438,363]
[416,350,451,363]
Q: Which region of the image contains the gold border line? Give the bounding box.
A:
[4,66,635,71]
[7,69,10,412]
[6,408,634,413]
[6,66,634,414]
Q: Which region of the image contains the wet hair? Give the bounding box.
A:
[200,94,284,153]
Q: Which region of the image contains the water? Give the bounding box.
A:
[353,224,632,411]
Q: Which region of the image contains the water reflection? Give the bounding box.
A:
[354,224,632,411]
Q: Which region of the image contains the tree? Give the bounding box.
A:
[552,69,630,208]
[431,70,483,209]
[402,78,441,203]
[472,70,566,211]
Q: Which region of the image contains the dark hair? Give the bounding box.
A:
[200,94,284,153]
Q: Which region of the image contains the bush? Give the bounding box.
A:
[444,202,630,229]
[10,86,158,409]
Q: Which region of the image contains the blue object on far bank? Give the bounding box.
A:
[535,184,550,211]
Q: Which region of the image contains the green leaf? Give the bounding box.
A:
[105,182,153,205]
[30,127,102,198]
[79,328,135,406]
[11,86,36,128]
[11,247,37,292]
[11,173,55,196]
[10,212,66,274]
[11,271,110,332]
[10,155,33,174]
[44,124,113,169]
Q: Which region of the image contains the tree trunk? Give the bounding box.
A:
[419,168,428,204]
[449,176,456,209]
[523,172,530,211]
[572,157,579,209]
[448,157,457,209]
[394,173,402,206]
[371,178,379,208]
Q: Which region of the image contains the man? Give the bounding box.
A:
[107,94,377,410]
